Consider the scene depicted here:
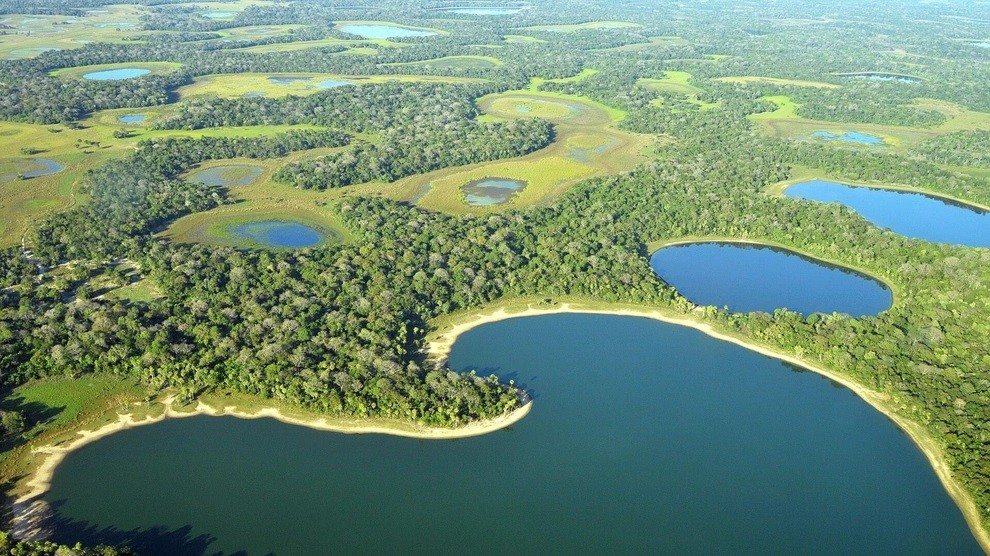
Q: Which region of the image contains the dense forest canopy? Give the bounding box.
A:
[0,0,989,551]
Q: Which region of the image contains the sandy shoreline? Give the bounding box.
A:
[8,394,531,535]
[427,301,990,553]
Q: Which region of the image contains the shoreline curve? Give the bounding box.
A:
[426,300,990,554]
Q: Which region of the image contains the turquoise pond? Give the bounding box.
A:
[82,68,151,80]
[117,114,146,124]
[228,221,325,248]
[187,165,263,188]
[201,11,235,18]
[338,24,436,39]
[785,180,990,247]
[463,177,526,206]
[40,314,981,554]
[811,130,885,145]
[317,79,353,88]
[650,242,891,316]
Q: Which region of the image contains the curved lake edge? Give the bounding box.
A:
[6,396,531,537]
[426,298,990,553]
[649,237,900,307]
[769,176,990,214]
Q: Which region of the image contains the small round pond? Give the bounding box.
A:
[117,114,146,124]
[188,165,263,188]
[811,130,884,145]
[785,179,990,247]
[82,68,151,80]
[228,221,325,249]
[463,177,526,206]
[338,24,436,39]
[650,242,891,316]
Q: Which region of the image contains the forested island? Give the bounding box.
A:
[0,0,989,553]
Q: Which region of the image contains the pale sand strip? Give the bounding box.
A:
[427,301,990,553]
[13,396,531,511]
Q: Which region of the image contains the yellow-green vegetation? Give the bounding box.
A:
[0,6,148,59]
[750,95,802,120]
[177,73,484,99]
[639,71,719,110]
[334,20,445,35]
[526,68,598,92]
[386,55,503,69]
[520,21,642,32]
[50,61,183,80]
[240,37,410,53]
[503,34,545,43]
[389,88,650,213]
[0,376,148,468]
[716,75,841,88]
[911,99,990,132]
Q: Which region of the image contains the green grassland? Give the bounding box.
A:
[519,21,642,32]
[716,75,841,88]
[177,73,485,99]
[51,61,183,80]
[334,20,446,36]
[0,6,148,59]
[239,37,409,53]
[503,34,545,43]
[751,95,990,152]
[639,71,719,110]
[385,55,504,69]
[390,87,651,213]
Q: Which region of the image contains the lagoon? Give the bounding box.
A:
[463,177,525,206]
[41,314,980,554]
[811,130,885,145]
[228,221,324,248]
[338,24,435,39]
[650,242,891,316]
[785,180,990,247]
[82,68,151,80]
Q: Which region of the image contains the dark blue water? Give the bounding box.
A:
[228,221,324,248]
[812,130,885,145]
[42,314,981,554]
[82,68,150,80]
[650,242,892,316]
[463,177,526,206]
[786,180,990,247]
[338,24,435,39]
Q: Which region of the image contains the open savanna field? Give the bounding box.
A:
[176,72,485,99]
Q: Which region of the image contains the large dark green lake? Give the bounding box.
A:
[42,315,979,554]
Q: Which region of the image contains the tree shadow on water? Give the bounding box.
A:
[46,499,234,556]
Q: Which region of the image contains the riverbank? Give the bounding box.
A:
[426,298,990,554]
[7,393,531,539]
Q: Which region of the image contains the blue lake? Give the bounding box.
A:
[41,314,981,554]
[338,24,436,39]
[188,165,263,188]
[117,114,146,124]
[840,72,921,83]
[82,68,151,80]
[786,179,990,247]
[463,177,526,206]
[317,79,353,88]
[812,130,885,145]
[228,221,325,248]
[650,242,892,316]
[23,158,64,179]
